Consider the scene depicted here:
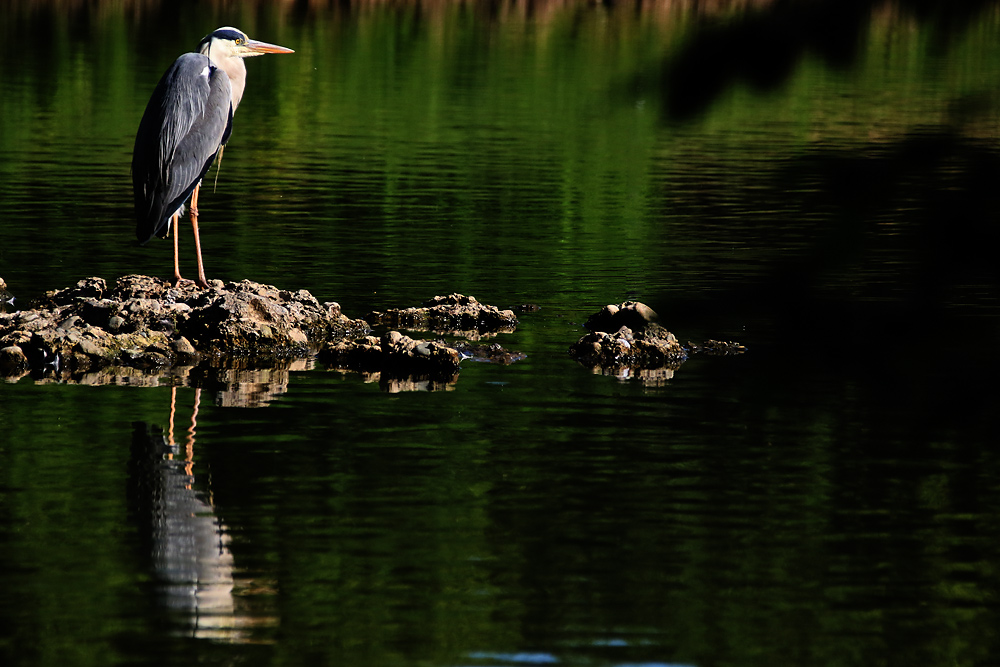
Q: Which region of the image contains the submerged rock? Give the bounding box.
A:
[453,341,527,365]
[687,339,747,355]
[0,275,369,379]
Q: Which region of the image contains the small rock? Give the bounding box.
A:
[75,339,106,359]
[320,330,461,379]
[1,330,31,346]
[41,277,107,306]
[571,303,686,375]
[366,293,518,334]
[79,299,114,328]
[0,345,29,373]
[171,337,197,355]
[585,301,658,334]
[57,315,82,332]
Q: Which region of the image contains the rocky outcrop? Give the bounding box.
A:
[0,277,526,391]
[570,300,744,381]
[366,293,518,337]
[583,301,660,334]
[0,275,740,390]
[307,293,526,389]
[0,275,368,379]
[321,330,461,382]
[571,322,688,371]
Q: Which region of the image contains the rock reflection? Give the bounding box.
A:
[347,369,459,392]
[581,363,680,386]
[128,386,273,641]
[16,358,302,406]
[203,359,311,408]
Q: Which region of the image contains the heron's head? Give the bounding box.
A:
[198,27,294,61]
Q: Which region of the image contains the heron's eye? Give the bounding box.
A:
[235,38,244,45]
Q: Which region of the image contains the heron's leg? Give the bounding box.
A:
[189,181,200,217]
[171,212,184,285]
[189,184,209,288]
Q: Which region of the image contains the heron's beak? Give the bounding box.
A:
[240,39,294,57]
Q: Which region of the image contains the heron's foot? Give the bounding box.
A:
[171,276,206,290]
[195,277,210,289]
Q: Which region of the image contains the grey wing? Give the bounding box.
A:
[132,53,233,244]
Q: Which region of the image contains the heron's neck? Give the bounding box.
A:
[212,54,247,112]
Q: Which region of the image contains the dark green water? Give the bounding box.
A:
[3,1,1000,665]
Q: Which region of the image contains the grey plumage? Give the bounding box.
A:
[132,53,232,244]
[130,27,293,287]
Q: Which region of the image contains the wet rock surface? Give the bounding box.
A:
[321,309,527,387]
[366,293,518,337]
[686,339,747,355]
[1,276,739,390]
[315,293,526,389]
[0,277,527,391]
[453,341,528,365]
[583,301,660,334]
[320,331,462,383]
[571,322,688,371]
[570,300,744,381]
[0,275,369,380]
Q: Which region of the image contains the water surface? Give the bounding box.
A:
[2,1,1000,665]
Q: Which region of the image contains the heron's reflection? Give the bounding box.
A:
[130,386,238,640]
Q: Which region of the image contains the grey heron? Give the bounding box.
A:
[132,27,293,288]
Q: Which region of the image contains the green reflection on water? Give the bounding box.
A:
[3,2,1000,667]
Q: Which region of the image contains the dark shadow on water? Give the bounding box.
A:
[652,0,999,122]
[651,124,1000,444]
